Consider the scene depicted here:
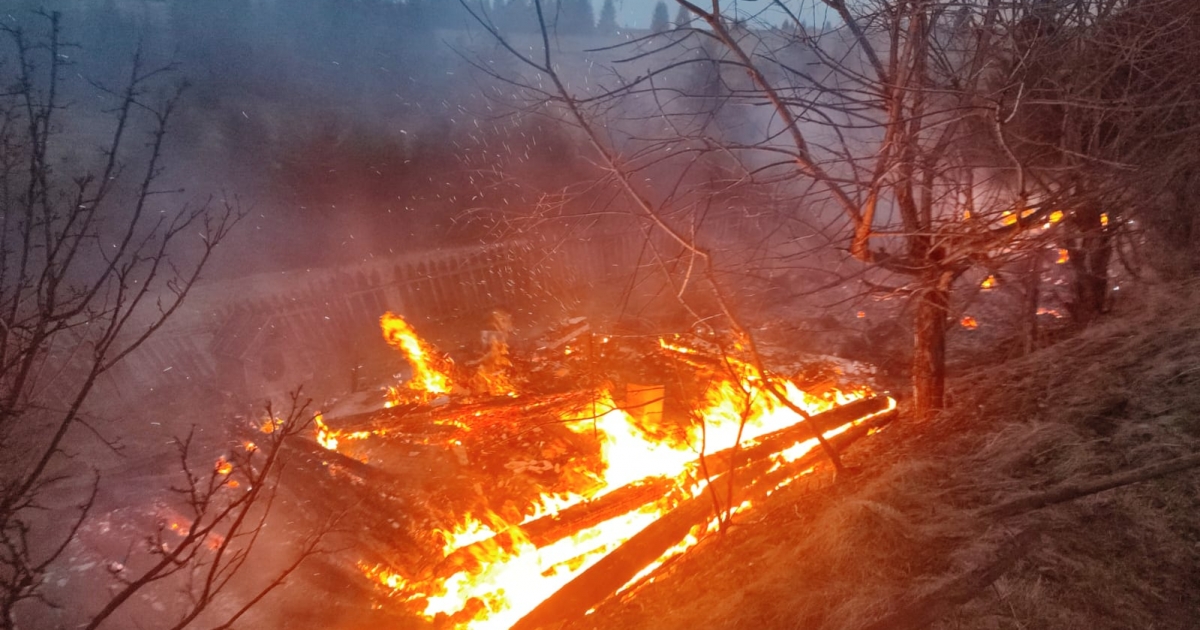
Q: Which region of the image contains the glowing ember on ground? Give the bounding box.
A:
[981,275,998,290]
[960,316,979,329]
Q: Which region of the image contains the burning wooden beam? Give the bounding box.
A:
[424,477,678,581]
[510,403,897,630]
[529,396,891,537]
[424,396,893,582]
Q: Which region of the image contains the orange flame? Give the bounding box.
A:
[473,333,516,397]
[1043,209,1065,228]
[362,341,884,629]
[960,316,978,329]
[312,412,378,453]
[381,312,452,398]
[981,275,997,290]
[214,457,232,476]
[314,413,338,451]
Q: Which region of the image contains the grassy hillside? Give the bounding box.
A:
[578,280,1200,630]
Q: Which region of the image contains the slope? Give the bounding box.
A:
[576,280,1200,630]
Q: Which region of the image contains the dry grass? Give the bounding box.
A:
[576,280,1200,630]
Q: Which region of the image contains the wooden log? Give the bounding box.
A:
[982,451,1200,519]
[526,396,890,538]
[705,395,892,473]
[510,407,896,630]
[521,477,678,546]
[428,396,893,581]
[424,476,676,581]
[286,437,388,484]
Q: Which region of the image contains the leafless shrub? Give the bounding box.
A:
[0,12,323,629]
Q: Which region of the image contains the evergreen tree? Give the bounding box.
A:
[559,0,595,34]
[673,4,691,29]
[497,0,536,33]
[650,0,670,33]
[597,0,618,34]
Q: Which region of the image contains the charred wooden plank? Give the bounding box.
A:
[286,437,386,483]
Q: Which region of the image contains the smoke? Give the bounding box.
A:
[3,1,508,278]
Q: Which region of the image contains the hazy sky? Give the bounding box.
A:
[610,0,829,29]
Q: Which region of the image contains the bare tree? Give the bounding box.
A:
[81,394,326,630]
[996,0,1200,317]
[461,0,1086,422]
[0,13,322,629]
[471,0,1200,422]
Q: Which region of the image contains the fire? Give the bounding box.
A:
[422,504,667,629]
[473,333,516,397]
[313,412,338,451]
[1044,209,1065,228]
[360,339,884,629]
[381,312,453,398]
[960,316,978,329]
[1056,248,1070,264]
[312,411,376,453]
[563,391,695,490]
[981,275,997,290]
[1001,207,1037,226]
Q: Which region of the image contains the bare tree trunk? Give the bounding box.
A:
[1066,202,1111,326]
[1172,168,1200,275]
[913,272,951,420]
[1022,253,1042,355]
